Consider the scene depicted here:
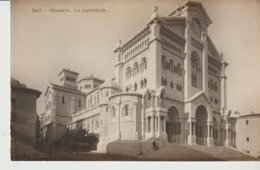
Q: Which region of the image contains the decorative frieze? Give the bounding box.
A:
[160,26,186,46]
[207,36,222,62]
[191,34,204,50]
[121,27,151,52]
[123,37,150,61]
[161,17,186,26]
[161,37,182,55]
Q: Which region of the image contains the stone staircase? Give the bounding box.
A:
[139,143,256,161]
[181,144,256,161]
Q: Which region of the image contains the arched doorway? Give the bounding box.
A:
[195,105,208,145]
[166,106,180,143]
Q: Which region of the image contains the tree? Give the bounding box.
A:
[35,115,41,149]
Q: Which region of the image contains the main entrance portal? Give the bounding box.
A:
[166,106,180,143]
[195,105,208,145]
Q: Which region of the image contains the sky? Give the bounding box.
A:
[10,0,260,116]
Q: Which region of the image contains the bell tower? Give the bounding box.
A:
[59,69,79,89]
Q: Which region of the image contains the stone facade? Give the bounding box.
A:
[11,78,41,146]
[230,113,260,157]
[42,1,232,153]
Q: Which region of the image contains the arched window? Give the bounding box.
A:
[191,52,200,70]
[144,78,147,88]
[164,78,167,86]
[141,80,144,89]
[161,77,164,86]
[214,81,218,92]
[134,83,137,91]
[191,19,202,38]
[111,106,116,118]
[170,59,174,73]
[133,62,139,77]
[161,55,167,70]
[141,57,147,72]
[176,63,182,76]
[209,79,213,90]
[126,67,131,80]
[170,80,174,89]
[124,104,129,116]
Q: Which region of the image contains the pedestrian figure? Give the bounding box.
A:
[152,140,158,151]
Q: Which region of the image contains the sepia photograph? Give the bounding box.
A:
[8,0,260,162]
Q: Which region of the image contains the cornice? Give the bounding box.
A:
[169,1,212,26]
[207,35,222,62]
[191,34,204,50]
[109,92,143,101]
[160,26,186,46]
[116,27,151,53]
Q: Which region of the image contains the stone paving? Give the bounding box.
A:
[138,143,256,161]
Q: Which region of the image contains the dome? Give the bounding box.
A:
[99,77,120,90]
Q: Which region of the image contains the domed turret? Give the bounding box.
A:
[99,77,120,90]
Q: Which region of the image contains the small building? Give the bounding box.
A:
[232,113,260,157]
[42,69,88,143]
[11,78,41,146]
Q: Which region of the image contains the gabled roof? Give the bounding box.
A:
[169,0,212,26]
[58,69,79,76]
[78,76,104,83]
[185,91,214,109]
[44,83,86,96]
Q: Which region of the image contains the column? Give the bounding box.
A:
[220,55,229,115]
[187,119,196,145]
[206,122,213,146]
[133,103,137,140]
[193,122,195,136]
[141,95,145,140]
[151,116,154,134]
[225,123,231,147]
[202,31,208,93]
[158,116,161,132]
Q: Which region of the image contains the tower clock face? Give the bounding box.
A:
[191,19,201,38]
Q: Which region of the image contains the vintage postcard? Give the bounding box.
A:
[10,0,260,162]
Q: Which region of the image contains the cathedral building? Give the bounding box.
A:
[42,1,232,153]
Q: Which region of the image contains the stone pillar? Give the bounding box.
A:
[224,125,231,147]
[133,103,138,140]
[114,41,123,89]
[141,95,145,140]
[117,101,121,140]
[187,119,196,145]
[71,97,75,115]
[151,115,154,135]
[158,116,161,132]
[220,55,229,115]
[207,122,214,146]
[202,31,208,94]
[147,17,162,90]
[184,19,192,100]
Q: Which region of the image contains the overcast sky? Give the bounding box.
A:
[10,0,260,115]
